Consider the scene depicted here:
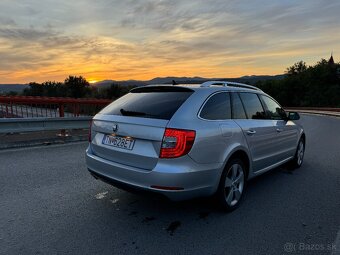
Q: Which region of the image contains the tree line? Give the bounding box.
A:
[22,76,135,100]
[11,58,340,107]
[255,58,340,107]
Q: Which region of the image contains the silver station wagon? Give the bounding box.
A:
[86,81,305,211]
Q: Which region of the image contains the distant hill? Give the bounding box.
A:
[0,74,285,93]
[0,84,28,94]
[239,74,285,83]
[91,74,284,88]
[92,80,147,88]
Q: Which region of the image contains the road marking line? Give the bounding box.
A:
[332,229,340,255]
[95,191,108,199]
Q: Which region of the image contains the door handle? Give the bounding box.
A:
[276,128,283,133]
[246,130,256,135]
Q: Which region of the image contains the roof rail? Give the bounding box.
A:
[200,81,262,91]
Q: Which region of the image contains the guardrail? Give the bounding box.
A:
[284,107,340,112]
[284,107,340,117]
[0,96,112,118]
[0,117,92,134]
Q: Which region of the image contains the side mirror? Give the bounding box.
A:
[287,111,300,120]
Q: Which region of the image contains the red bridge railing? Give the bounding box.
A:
[0,96,112,118]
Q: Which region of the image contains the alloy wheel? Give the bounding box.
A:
[297,141,304,166]
[224,163,245,206]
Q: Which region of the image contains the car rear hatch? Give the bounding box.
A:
[90,86,194,170]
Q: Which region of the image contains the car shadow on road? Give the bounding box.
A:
[89,162,307,235]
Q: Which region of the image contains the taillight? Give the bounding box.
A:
[88,120,93,142]
[160,128,196,158]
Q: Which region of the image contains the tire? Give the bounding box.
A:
[216,158,246,212]
[290,137,305,170]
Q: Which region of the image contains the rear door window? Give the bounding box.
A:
[199,92,231,120]
[239,93,266,119]
[231,93,247,119]
[99,86,193,120]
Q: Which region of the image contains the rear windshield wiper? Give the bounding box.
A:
[120,109,158,117]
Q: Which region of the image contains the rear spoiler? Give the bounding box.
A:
[130,86,194,93]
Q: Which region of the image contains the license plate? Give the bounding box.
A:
[102,135,135,150]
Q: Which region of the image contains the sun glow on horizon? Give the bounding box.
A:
[88,79,98,84]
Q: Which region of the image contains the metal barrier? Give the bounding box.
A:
[285,107,340,112]
[284,107,340,117]
[0,117,92,133]
[0,96,112,118]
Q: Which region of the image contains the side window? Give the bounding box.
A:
[200,92,231,120]
[239,93,266,119]
[231,93,247,119]
[260,95,286,120]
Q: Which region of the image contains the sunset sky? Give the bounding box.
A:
[0,0,339,83]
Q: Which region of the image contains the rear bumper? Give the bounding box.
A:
[85,145,222,201]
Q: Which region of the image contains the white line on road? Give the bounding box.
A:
[332,229,340,255]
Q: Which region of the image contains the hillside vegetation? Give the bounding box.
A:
[256,58,340,107]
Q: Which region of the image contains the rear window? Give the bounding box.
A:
[99,86,193,120]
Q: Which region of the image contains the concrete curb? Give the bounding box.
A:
[0,135,88,150]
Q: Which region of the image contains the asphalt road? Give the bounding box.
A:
[1,114,339,255]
